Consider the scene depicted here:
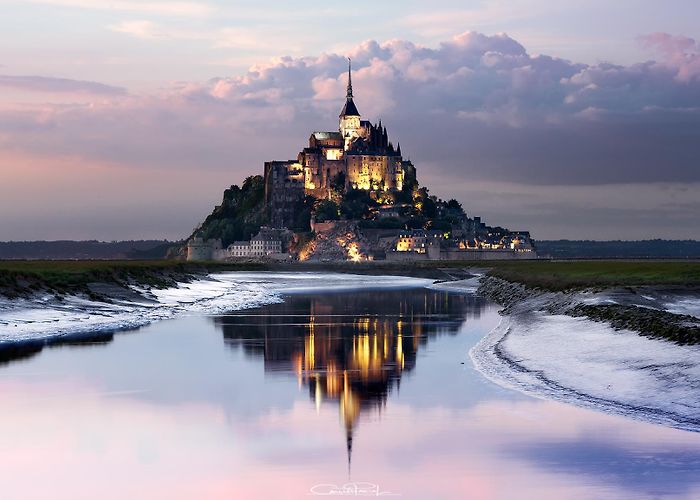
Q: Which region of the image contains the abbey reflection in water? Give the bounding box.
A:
[214,288,486,464]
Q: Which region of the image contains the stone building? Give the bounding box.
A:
[264,60,417,228]
[186,237,222,261]
[250,228,283,255]
[396,230,428,254]
[264,160,305,229]
[226,227,287,259]
[229,241,251,258]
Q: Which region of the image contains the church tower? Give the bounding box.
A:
[339,59,361,151]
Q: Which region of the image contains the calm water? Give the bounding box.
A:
[2,286,700,499]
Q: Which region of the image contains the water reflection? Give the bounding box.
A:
[0,330,116,366]
[214,289,485,467]
[510,439,700,496]
[2,284,700,498]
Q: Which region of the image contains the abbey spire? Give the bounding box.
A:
[339,58,361,150]
[339,58,360,118]
[346,58,353,99]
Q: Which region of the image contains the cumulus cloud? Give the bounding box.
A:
[1,30,699,238]
[638,32,700,83]
[4,31,699,183]
[0,75,127,95]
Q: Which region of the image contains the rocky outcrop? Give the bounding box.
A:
[477,275,700,345]
[570,304,699,345]
[303,221,372,262]
[476,276,536,311]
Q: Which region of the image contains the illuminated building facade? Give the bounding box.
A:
[264,60,417,227]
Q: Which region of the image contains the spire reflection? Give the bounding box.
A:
[214,288,484,468]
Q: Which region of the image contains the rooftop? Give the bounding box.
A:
[312,131,342,140]
[340,98,360,117]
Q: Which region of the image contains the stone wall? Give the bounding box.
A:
[439,249,538,260]
[264,161,304,228]
[385,248,537,261]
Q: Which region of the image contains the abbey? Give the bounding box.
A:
[189,62,537,262]
[264,61,416,228]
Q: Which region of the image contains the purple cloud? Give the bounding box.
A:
[0,29,699,247]
[3,31,697,187]
[639,32,700,83]
[0,74,127,95]
[2,31,699,240]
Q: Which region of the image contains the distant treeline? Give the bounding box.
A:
[2,239,698,260]
[536,240,700,259]
[0,240,178,260]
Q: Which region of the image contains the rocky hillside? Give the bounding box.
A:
[300,221,371,261]
[191,175,267,246]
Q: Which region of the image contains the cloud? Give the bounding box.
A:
[419,177,700,239]
[398,1,571,39]
[141,31,700,185]
[108,21,311,55]
[638,32,700,83]
[20,0,213,17]
[1,30,699,239]
[109,20,164,40]
[0,74,127,95]
[2,30,699,183]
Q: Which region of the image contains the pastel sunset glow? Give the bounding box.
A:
[2,6,700,497]
[1,0,699,239]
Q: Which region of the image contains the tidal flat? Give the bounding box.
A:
[1,272,700,499]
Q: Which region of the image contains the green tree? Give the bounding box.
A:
[446,199,463,212]
[314,199,340,222]
[291,195,315,231]
[340,189,377,220]
[191,175,267,246]
[331,172,346,193]
[421,196,437,218]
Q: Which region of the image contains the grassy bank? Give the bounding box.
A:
[273,260,700,289]
[0,260,266,298]
[480,261,700,290]
[2,259,698,298]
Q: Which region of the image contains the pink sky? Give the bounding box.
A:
[2,376,699,499]
[1,2,699,240]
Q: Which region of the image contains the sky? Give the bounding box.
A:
[0,0,699,241]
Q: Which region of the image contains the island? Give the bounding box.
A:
[184,61,536,262]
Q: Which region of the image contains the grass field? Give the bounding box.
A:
[286,260,700,289]
[0,260,264,298]
[478,260,700,290]
[1,259,698,297]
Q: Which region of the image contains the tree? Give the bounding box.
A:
[421,196,437,218]
[291,195,315,231]
[446,199,463,212]
[394,187,413,205]
[405,216,426,229]
[314,199,340,221]
[340,189,377,220]
[428,219,452,232]
[188,175,268,246]
[331,172,346,192]
[376,217,403,229]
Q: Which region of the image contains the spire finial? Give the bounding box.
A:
[346,426,353,478]
[346,57,353,99]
